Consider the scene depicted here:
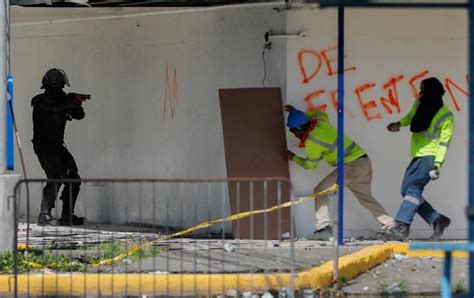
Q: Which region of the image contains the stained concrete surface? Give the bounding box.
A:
[98,241,360,273]
[342,254,468,296]
[19,222,360,273]
[17,222,470,296]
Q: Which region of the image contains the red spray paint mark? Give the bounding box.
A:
[162,64,179,122]
[298,46,356,84]
[409,70,429,98]
[298,49,322,84]
[296,47,466,123]
[445,77,468,112]
[355,82,381,121]
[303,89,355,118]
[320,46,357,77]
[330,89,355,118]
[304,89,328,111]
[380,74,404,115]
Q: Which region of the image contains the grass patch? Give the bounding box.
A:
[453,279,466,294]
[0,241,165,273]
[89,241,165,262]
[377,279,408,295]
[339,276,348,285]
[0,251,85,273]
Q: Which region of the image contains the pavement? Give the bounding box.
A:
[96,241,361,273]
[342,254,468,296]
[18,222,362,273]
[12,222,469,296]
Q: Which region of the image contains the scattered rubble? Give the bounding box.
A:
[343,253,468,295]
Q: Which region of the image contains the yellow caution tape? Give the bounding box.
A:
[93,183,339,268]
[26,262,44,269]
[17,244,33,251]
[18,184,338,270]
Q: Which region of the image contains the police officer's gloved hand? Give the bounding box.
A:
[68,93,91,106]
[429,163,441,180]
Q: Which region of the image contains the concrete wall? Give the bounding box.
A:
[10,5,468,239]
[11,5,287,229]
[286,7,467,239]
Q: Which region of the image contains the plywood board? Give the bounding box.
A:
[219,88,291,240]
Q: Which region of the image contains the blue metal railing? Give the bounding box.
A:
[410,243,474,297]
[6,75,13,170]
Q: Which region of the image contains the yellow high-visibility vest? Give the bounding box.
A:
[292,110,366,170]
[399,99,454,166]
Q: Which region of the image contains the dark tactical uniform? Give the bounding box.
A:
[33,69,85,225]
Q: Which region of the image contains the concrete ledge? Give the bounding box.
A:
[0,244,395,295]
[0,174,20,252]
[295,244,393,290]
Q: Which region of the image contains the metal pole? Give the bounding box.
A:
[332,193,340,289]
[441,252,452,298]
[0,0,6,174]
[13,184,18,298]
[469,1,474,296]
[337,4,345,246]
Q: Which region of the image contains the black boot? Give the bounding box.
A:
[305,226,333,241]
[430,214,451,241]
[385,222,410,241]
[58,214,85,226]
[37,213,54,226]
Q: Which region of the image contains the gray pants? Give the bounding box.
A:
[313,156,394,231]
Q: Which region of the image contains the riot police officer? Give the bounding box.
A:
[32,68,86,226]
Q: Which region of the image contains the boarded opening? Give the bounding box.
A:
[219,88,291,240]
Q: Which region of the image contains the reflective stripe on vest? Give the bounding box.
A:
[307,153,326,163]
[306,135,358,162]
[439,142,449,147]
[307,135,337,152]
[343,141,357,157]
[420,111,453,141]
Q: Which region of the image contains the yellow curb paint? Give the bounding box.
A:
[389,243,469,259]
[0,244,394,295]
[295,244,393,290]
[0,274,293,296]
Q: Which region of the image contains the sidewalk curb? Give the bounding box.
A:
[0,244,396,295]
[295,243,393,290]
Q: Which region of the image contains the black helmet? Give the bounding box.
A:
[41,68,70,89]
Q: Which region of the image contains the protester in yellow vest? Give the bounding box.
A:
[282,105,394,240]
[386,77,454,241]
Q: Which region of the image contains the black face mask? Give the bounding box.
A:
[410,77,445,133]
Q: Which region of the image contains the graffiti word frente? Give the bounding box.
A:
[298,47,468,121]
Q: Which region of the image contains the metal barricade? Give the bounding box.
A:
[8,177,296,297]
